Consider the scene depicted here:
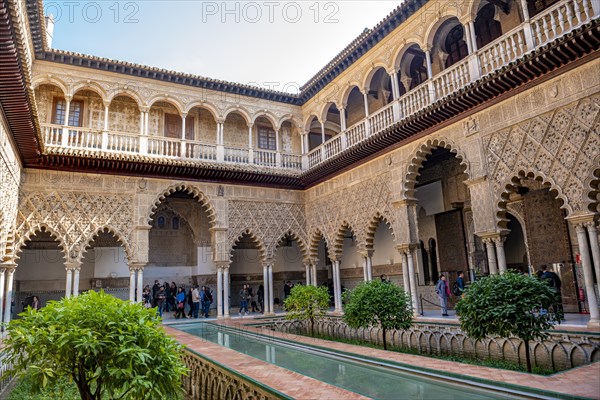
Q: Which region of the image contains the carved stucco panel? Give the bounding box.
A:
[15,190,135,262]
[486,94,600,218]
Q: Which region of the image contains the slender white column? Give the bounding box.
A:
[268,265,274,314]
[65,268,73,299]
[389,72,400,100]
[424,50,433,79]
[311,263,317,286]
[495,236,507,274]
[484,239,498,275]
[401,252,410,295]
[339,107,347,131]
[104,105,109,131]
[64,100,71,125]
[576,224,600,326]
[248,124,253,148]
[181,114,187,140]
[407,249,420,316]
[136,268,144,303]
[320,121,325,144]
[144,111,149,136]
[3,269,14,326]
[223,267,230,317]
[217,267,223,318]
[362,257,368,282]
[263,264,270,314]
[139,111,144,135]
[366,253,373,282]
[334,260,343,313]
[129,268,136,302]
[0,268,6,325]
[72,267,80,297]
[468,21,478,53]
[275,129,280,151]
[305,264,310,286]
[586,223,600,296]
[216,123,222,144]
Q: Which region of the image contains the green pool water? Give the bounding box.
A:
[172,322,544,400]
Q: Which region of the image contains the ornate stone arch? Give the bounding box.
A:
[496,170,572,230]
[15,223,67,261]
[148,183,217,227]
[361,64,393,91]
[392,41,426,70]
[78,226,132,264]
[403,137,471,200]
[308,229,331,261]
[32,76,69,97]
[339,84,363,107]
[72,81,108,102]
[271,229,309,262]
[365,212,397,251]
[229,228,267,263]
[251,111,279,129]
[222,106,251,125]
[303,113,320,132]
[319,102,342,124]
[106,89,144,109]
[583,154,600,214]
[424,8,464,50]
[277,114,302,131]
[147,96,185,115]
[333,221,364,258]
[183,101,220,121]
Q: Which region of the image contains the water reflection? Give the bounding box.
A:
[176,323,516,400]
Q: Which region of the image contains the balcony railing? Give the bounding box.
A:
[41,0,596,174]
[303,0,596,170]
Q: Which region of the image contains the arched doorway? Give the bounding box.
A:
[14,228,67,317]
[230,232,264,315]
[369,218,398,283]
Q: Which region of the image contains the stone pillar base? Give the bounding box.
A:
[587,319,600,329]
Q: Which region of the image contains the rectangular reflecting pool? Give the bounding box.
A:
[171,322,548,400]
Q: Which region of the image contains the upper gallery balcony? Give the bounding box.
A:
[38,0,598,174]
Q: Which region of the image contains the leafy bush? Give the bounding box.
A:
[455,271,561,372]
[284,285,330,336]
[343,280,413,350]
[5,290,187,400]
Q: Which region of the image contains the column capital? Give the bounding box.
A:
[464,175,488,187]
[396,243,418,254]
[103,101,111,108]
[65,261,81,271]
[216,118,225,124]
[216,261,231,270]
[140,106,150,113]
[391,198,418,208]
[247,123,254,129]
[566,213,597,227]
[0,261,17,271]
[129,262,146,271]
[181,112,188,119]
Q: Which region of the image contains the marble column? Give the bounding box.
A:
[494,235,508,274]
[223,266,230,318]
[136,267,144,303]
[366,252,373,282]
[575,224,600,326]
[72,267,80,297]
[3,268,14,326]
[268,264,274,315]
[262,264,269,314]
[333,260,342,313]
[0,267,6,326]
[406,247,420,316]
[129,267,136,302]
[362,256,368,282]
[311,263,317,286]
[65,268,73,299]
[401,251,411,296]
[484,238,498,275]
[586,223,600,297]
[217,266,223,318]
[305,263,311,286]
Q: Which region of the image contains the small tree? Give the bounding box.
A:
[455,271,561,373]
[342,280,413,350]
[5,290,188,400]
[284,285,330,336]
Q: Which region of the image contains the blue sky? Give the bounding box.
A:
[46,1,400,93]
